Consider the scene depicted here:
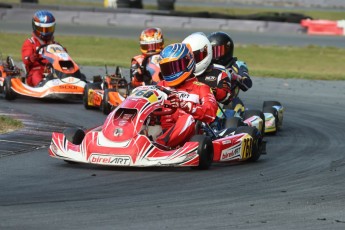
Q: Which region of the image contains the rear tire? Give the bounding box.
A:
[190,135,213,170]
[235,126,261,162]
[101,89,112,115]
[3,77,16,100]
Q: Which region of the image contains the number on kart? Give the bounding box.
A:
[241,138,252,159]
[134,90,154,98]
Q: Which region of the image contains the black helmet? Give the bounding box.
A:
[207,31,234,66]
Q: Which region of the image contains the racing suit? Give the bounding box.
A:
[156,77,217,148]
[197,63,232,105]
[130,54,162,88]
[21,33,56,87]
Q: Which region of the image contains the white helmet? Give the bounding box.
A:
[182,32,212,76]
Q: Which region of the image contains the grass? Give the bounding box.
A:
[0,115,23,134]
[2,0,345,20]
[1,32,345,80]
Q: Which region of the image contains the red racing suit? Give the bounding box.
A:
[130,54,162,87]
[156,77,217,148]
[197,63,232,105]
[21,33,55,86]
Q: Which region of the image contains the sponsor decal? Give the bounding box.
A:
[59,85,78,90]
[221,140,232,145]
[221,146,241,161]
[193,81,203,86]
[205,76,217,81]
[179,92,190,99]
[90,154,130,165]
[114,128,124,136]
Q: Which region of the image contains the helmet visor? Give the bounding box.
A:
[160,56,190,77]
[35,24,55,34]
[193,46,208,63]
[140,41,162,53]
[212,44,230,60]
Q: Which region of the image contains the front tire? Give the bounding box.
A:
[3,77,16,100]
[190,135,213,170]
[63,127,85,164]
[63,127,85,145]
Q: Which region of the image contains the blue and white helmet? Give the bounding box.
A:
[32,10,56,41]
[159,43,195,87]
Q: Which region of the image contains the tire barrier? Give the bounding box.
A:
[153,11,311,24]
[104,0,143,9]
[0,7,305,34]
[301,19,345,36]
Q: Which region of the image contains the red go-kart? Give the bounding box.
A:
[49,85,265,170]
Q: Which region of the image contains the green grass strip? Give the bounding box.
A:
[1,32,344,80]
[0,115,23,134]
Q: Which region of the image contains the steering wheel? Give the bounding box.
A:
[35,44,50,66]
[151,85,177,116]
[155,85,173,96]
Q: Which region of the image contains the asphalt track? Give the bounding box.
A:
[1,76,345,229]
[1,18,345,230]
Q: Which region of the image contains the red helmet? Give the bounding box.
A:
[32,10,56,42]
[139,28,164,55]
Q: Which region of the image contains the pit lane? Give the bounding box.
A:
[1,76,345,230]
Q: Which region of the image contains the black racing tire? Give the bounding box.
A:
[225,117,244,129]
[63,127,85,145]
[101,89,112,115]
[263,100,281,109]
[263,106,279,135]
[83,82,102,110]
[3,77,16,100]
[235,126,261,162]
[80,73,87,82]
[242,109,265,137]
[190,135,213,170]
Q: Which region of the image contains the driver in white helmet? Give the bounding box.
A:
[182,32,232,106]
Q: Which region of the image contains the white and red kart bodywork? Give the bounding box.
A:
[49,86,261,168]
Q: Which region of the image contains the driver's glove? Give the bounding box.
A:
[231,71,242,83]
[168,93,180,108]
[168,93,195,114]
[179,100,195,114]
